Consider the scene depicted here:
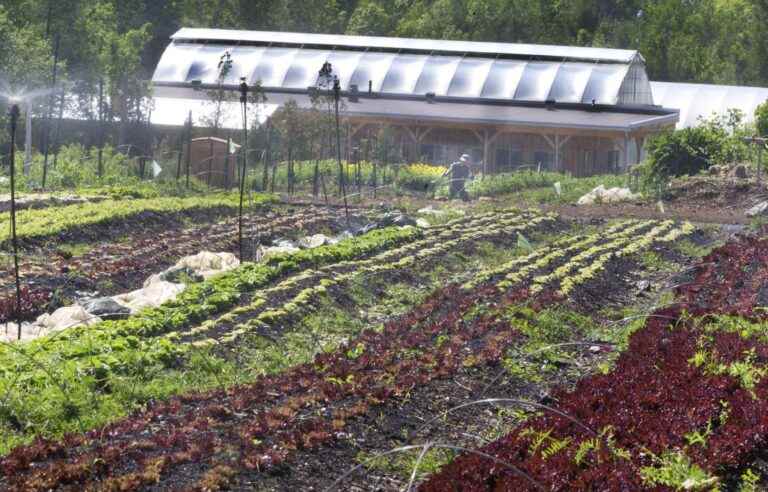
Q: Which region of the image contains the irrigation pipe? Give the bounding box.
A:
[324,442,545,492]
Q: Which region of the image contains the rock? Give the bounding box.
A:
[731,164,748,179]
[298,234,331,249]
[79,297,131,320]
[35,305,101,334]
[589,345,602,354]
[636,280,651,292]
[113,281,186,314]
[708,165,722,176]
[746,201,768,217]
[416,218,431,228]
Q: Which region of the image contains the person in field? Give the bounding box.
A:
[445,153,472,201]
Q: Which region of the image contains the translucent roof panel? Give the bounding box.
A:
[228,47,267,85]
[326,51,364,89]
[514,62,560,101]
[348,52,397,92]
[446,59,494,98]
[153,33,656,108]
[282,49,329,89]
[651,81,768,129]
[185,45,230,84]
[480,60,527,99]
[581,64,628,105]
[414,57,461,96]
[250,48,299,87]
[380,54,428,94]
[171,28,640,64]
[547,63,594,103]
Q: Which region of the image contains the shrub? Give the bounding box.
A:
[756,100,768,137]
[396,163,446,192]
[640,113,749,191]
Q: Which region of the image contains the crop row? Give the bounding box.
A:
[0,192,275,243]
[0,208,535,449]
[0,218,698,489]
[463,219,645,292]
[181,209,550,344]
[422,233,767,490]
[0,207,352,321]
[187,212,555,345]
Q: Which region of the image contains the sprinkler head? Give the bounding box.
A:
[239,77,248,104]
[9,104,20,131]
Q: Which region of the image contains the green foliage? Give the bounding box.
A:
[755,100,768,137]
[0,225,419,453]
[0,192,273,242]
[640,113,750,191]
[640,451,719,490]
[461,171,630,203]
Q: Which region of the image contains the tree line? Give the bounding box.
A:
[1,0,767,149]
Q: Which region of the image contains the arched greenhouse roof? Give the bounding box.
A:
[651,81,768,129]
[153,29,655,107]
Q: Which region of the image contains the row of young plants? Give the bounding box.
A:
[0,207,351,320]
[0,218,698,489]
[0,208,536,451]
[463,219,645,292]
[181,209,553,345]
[421,233,768,491]
[0,225,424,451]
[0,192,275,244]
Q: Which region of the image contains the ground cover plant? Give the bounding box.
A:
[0,212,701,489]
[421,232,768,490]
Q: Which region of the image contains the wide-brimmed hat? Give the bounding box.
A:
[459,154,471,162]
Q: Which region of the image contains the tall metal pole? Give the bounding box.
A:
[24,103,32,176]
[185,111,192,188]
[333,77,349,222]
[97,78,104,178]
[42,33,60,189]
[176,123,184,181]
[8,105,23,340]
[238,78,249,261]
[52,87,65,168]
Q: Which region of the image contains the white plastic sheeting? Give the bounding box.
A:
[651,81,768,129]
[153,30,654,106]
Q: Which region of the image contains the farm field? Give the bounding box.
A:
[0,189,747,491]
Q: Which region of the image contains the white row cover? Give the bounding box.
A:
[153,42,654,106]
[651,81,768,129]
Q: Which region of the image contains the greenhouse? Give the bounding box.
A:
[153,29,681,175]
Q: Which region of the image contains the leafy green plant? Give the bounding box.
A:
[640,451,718,490]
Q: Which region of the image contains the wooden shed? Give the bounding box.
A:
[187,136,240,188]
